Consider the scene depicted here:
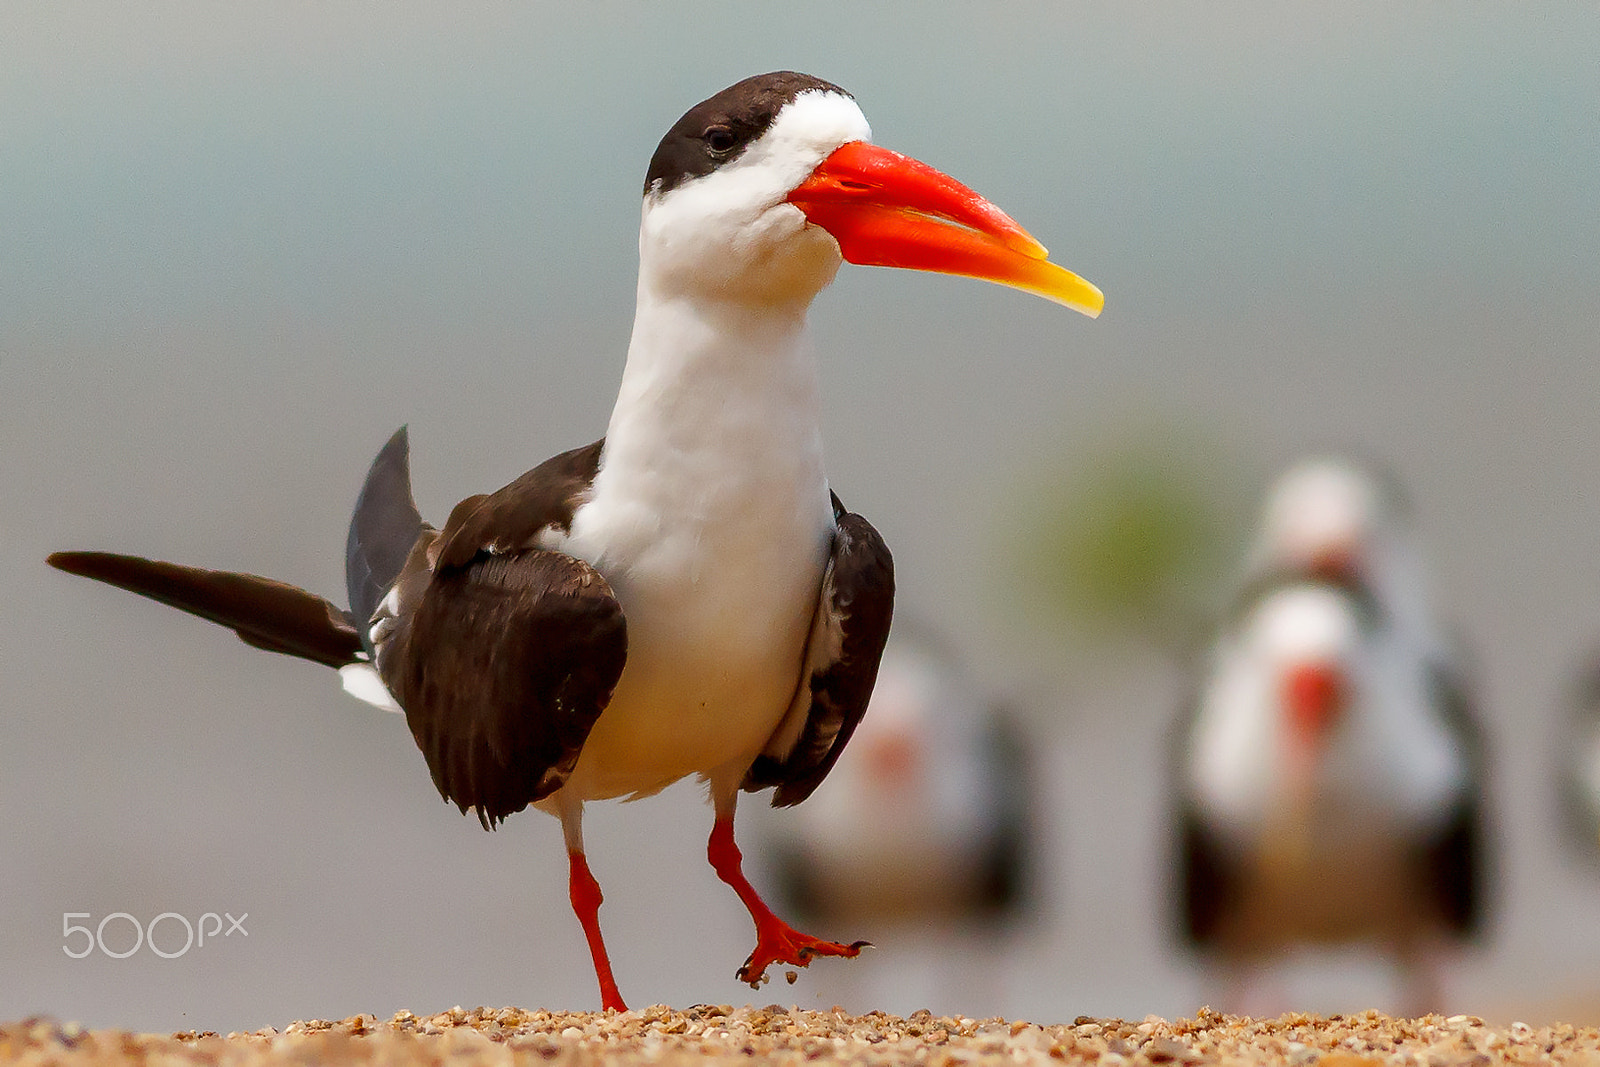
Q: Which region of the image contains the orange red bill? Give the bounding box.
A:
[787,140,1104,318]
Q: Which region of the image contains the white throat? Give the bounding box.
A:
[553,280,836,799]
[591,282,831,571]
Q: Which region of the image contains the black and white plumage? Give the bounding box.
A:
[1171,457,1489,1014]
[765,625,1034,929]
[48,72,1100,1011]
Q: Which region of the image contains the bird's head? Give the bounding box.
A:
[1253,457,1411,591]
[640,72,1103,315]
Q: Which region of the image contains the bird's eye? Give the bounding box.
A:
[703,125,737,154]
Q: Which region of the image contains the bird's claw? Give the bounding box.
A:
[737,935,871,988]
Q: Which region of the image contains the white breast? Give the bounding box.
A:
[550,288,836,801]
[1185,586,1469,846]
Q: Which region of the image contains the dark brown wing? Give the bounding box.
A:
[1174,797,1238,947]
[1418,657,1491,938]
[435,440,604,569]
[1166,642,1239,948]
[975,706,1035,918]
[46,551,361,668]
[383,548,626,828]
[372,438,624,829]
[743,492,894,808]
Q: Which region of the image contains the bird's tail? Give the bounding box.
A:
[46,551,363,668]
[48,427,426,684]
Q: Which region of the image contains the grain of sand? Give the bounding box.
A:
[8,1005,1600,1066]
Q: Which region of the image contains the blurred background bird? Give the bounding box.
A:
[754,622,1035,1016]
[1171,458,1491,1015]
[1556,659,1600,863]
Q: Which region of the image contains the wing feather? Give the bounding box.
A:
[346,426,427,629]
[384,549,626,827]
[1419,657,1490,937]
[371,439,622,828]
[743,492,893,807]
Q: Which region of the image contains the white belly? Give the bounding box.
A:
[548,279,839,800]
[554,478,833,800]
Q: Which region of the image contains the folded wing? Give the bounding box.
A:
[362,437,627,828]
[744,491,894,807]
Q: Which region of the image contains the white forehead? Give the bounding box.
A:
[1262,458,1384,549]
[764,89,873,160]
[1244,584,1361,665]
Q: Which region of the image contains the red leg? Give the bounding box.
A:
[707,814,868,988]
[567,850,628,1012]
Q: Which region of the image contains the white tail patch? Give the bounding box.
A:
[338,663,403,714]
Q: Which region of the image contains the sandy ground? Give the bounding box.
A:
[7,1005,1600,1066]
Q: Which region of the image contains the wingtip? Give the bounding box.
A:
[377,424,410,463]
[46,550,113,576]
[346,424,425,625]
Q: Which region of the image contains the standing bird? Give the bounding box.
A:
[47,72,1101,1011]
[1171,457,1489,1014]
[759,624,1035,1014]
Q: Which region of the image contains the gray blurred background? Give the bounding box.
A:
[4,2,1599,1035]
